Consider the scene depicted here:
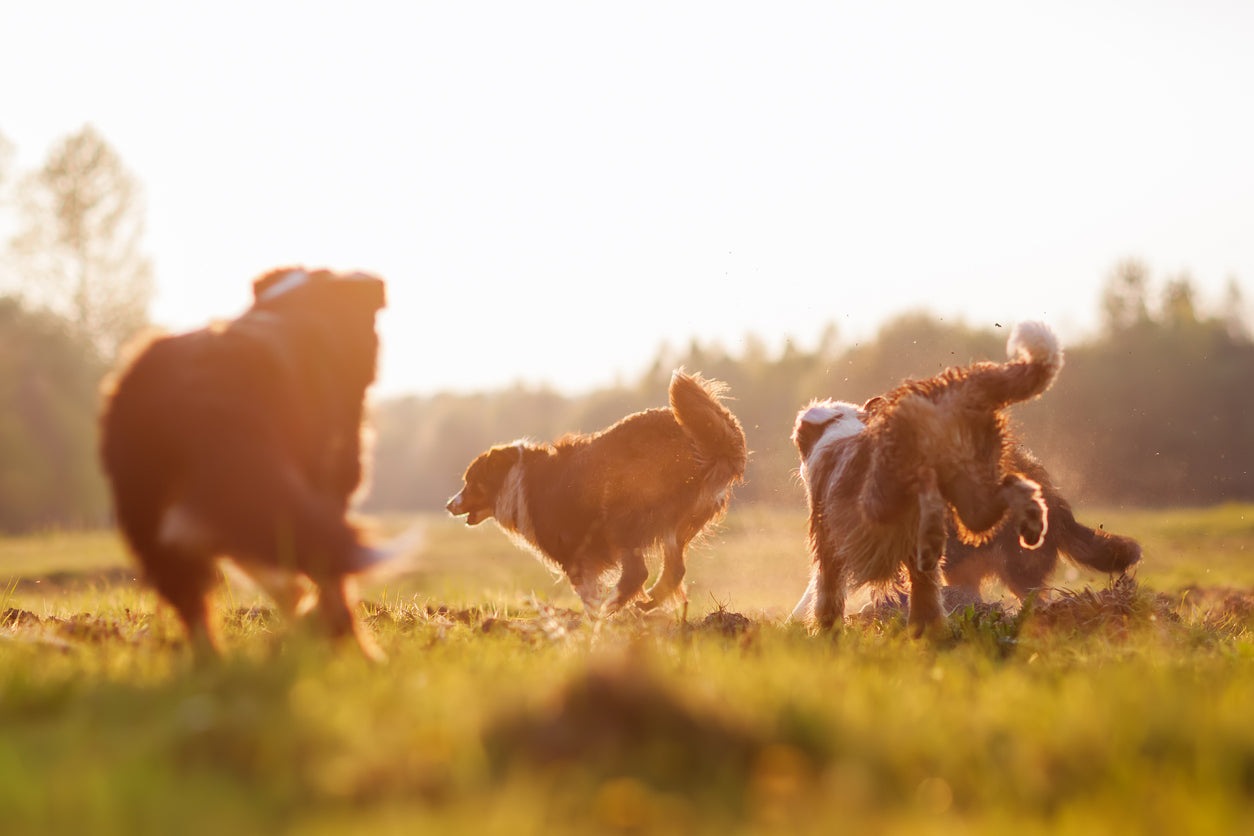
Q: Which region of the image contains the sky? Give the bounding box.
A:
[2,0,1253,397]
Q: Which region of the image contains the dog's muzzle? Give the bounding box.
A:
[446,490,487,525]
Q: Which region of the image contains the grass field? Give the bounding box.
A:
[4,504,1254,834]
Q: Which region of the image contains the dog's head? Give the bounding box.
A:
[446,444,523,525]
[792,399,868,459]
[792,399,869,484]
[250,267,387,379]
[254,267,386,314]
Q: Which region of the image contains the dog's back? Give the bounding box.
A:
[792,322,1062,631]
[527,371,747,555]
[862,322,1063,536]
[101,315,372,577]
[448,370,746,613]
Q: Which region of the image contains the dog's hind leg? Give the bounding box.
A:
[606,548,649,613]
[908,467,947,636]
[312,574,385,662]
[146,549,223,662]
[639,536,688,611]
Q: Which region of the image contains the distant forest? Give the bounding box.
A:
[2,259,1252,534]
[4,126,1251,534]
[366,263,1254,515]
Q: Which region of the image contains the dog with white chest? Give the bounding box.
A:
[791,321,1063,635]
[447,370,748,615]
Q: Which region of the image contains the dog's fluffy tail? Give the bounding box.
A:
[1048,502,1142,575]
[963,320,1064,412]
[669,370,749,491]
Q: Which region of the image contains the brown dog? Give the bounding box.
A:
[446,370,747,614]
[942,445,1141,600]
[791,321,1063,634]
[792,444,1142,620]
[100,267,389,660]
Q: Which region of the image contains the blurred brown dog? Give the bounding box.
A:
[447,371,747,614]
[791,322,1063,634]
[942,445,1141,600]
[100,267,389,660]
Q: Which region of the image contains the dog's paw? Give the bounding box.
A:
[1002,476,1047,550]
[635,596,664,613]
[1017,487,1048,550]
[907,594,945,639]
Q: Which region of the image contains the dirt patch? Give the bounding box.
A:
[696,608,754,637]
[484,658,767,793]
[2,607,43,627]
[1017,575,1178,638]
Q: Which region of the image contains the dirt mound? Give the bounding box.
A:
[697,608,754,637]
[483,659,765,794]
[1019,575,1177,637]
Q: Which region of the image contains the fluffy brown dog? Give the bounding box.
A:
[942,445,1141,599]
[792,444,1142,619]
[99,267,389,660]
[446,371,747,614]
[791,321,1063,634]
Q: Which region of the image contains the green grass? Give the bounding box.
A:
[4,504,1254,835]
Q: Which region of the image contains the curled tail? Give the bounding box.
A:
[963,321,1064,412]
[669,370,748,492]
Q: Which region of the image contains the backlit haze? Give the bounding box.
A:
[4,1,1253,396]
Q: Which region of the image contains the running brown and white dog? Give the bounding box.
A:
[941,445,1141,600]
[791,444,1142,619]
[100,267,391,660]
[790,321,1063,634]
[446,371,748,614]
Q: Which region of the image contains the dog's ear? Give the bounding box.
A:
[793,406,837,458]
[333,273,387,313]
[472,444,523,487]
[792,419,825,459]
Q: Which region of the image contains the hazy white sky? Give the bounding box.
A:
[3,0,1252,396]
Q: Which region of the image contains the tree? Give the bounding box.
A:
[0,129,17,294]
[1221,276,1249,340]
[1100,258,1151,335]
[1161,274,1199,328]
[10,125,153,359]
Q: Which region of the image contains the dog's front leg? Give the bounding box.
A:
[314,574,387,662]
[812,563,847,632]
[569,565,607,617]
[908,467,947,636]
[790,572,818,623]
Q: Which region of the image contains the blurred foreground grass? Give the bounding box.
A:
[4,503,1254,835]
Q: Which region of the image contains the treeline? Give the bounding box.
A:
[366,267,1254,513]
[1,262,1250,534]
[2,122,1251,529]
